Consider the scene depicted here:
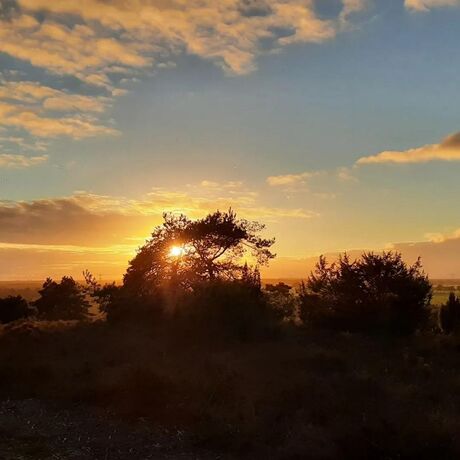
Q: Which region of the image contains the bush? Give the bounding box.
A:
[299,252,432,335]
[440,292,460,334]
[176,280,278,341]
[0,296,33,324]
[96,284,165,324]
[34,277,90,321]
[264,283,297,323]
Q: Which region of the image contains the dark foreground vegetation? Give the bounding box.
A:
[1,210,460,459]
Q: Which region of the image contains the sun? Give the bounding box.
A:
[169,245,185,257]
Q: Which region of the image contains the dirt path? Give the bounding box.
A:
[0,399,222,460]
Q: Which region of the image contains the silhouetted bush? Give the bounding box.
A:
[299,252,432,335]
[264,283,297,323]
[177,280,278,341]
[0,296,34,324]
[101,284,165,324]
[440,292,460,334]
[34,277,90,321]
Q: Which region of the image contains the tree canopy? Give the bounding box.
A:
[34,276,90,321]
[300,252,432,334]
[123,209,275,295]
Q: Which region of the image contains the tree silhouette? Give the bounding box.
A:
[299,252,432,335]
[440,292,460,334]
[124,209,275,296]
[34,277,90,320]
[0,296,32,324]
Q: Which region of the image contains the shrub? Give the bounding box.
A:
[299,252,432,335]
[177,280,278,341]
[99,284,165,324]
[440,292,460,334]
[0,296,33,324]
[264,283,297,323]
[34,277,90,321]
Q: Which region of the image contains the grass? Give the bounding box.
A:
[1,319,460,458]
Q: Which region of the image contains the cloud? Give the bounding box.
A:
[266,171,320,186]
[266,167,357,188]
[0,153,48,168]
[0,80,116,139]
[0,135,48,152]
[0,14,148,87]
[0,100,118,139]
[199,179,244,189]
[0,1,368,145]
[340,0,368,23]
[0,183,317,279]
[10,0,366,78]
[356,131,460,165]
[265,231,460,279]
[0,184,316,248]
[0,80,109,113]
[405,0,460,11]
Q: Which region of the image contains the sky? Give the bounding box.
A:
[0,0,460,280]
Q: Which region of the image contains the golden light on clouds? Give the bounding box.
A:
[357,132,460,165]
[405,0,460,11]
[0,0,370,151]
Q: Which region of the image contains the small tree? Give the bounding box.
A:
[0,296,33,324]
[34,276,90,321]
[299,252,432,335]
[440,292,460,334]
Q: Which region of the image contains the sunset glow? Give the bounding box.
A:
[3,3,460,454]
[169,246,185,258]
[0,1,459,280]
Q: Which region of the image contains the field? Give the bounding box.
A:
[0,319,460,459]
[1,278,459,458]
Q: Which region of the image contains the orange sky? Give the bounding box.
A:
[1,1,460,280]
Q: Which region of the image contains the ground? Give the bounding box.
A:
[0,399,218,460]
[1,319,460,459]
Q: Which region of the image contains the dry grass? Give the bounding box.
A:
[1,319,460,458]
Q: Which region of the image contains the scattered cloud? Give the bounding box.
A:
[267,171,320,187]
[356,131,460,165]
[0,153,48,168]
[13,0,363,78]
[336,166,358,182]
[0,101,118,138]
[340,0,368,23]
[405,0,460,11]
[266,167,357,189]
[0,135,48,152]
[0,1,368,148]
[199,179,244,190]
[424,228,460,243]
[0,80,116,139]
